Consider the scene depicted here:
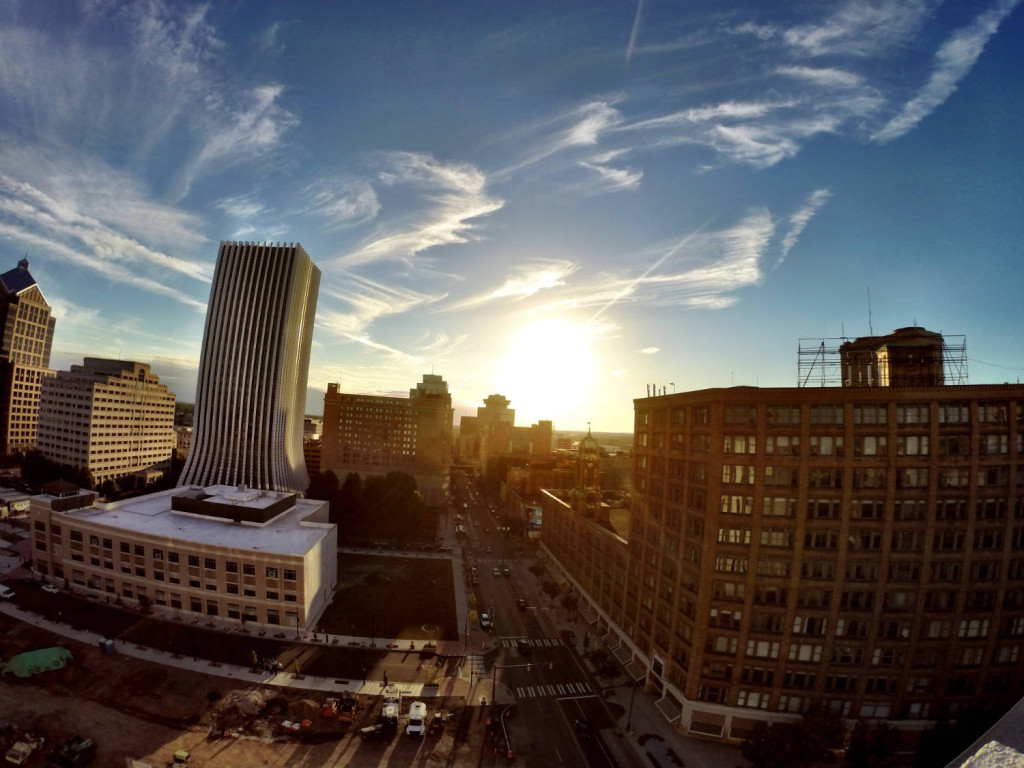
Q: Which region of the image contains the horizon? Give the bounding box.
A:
[1,1,1021,434]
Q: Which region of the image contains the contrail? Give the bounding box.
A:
[625,0,644,66]
[587,216,716,325]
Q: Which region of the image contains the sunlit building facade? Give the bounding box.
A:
[320,374,454,506]
[30,483,337,629]
[36,359,176,487]
[0,258,56,456]
[542,329,1024,743]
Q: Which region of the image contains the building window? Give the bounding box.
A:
[243,563,256,576]
[723,435,756,454]
[722,465,755,485]
[896,404,929,425]
[810,405,843,425]
[854,405,887,425]
[978,403,1008,423]
[724,405,756,425]
[765,435,799,455]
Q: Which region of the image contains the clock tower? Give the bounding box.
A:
[575,426,605,521]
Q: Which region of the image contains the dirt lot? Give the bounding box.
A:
[1,622,479,768]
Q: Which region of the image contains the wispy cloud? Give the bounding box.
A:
[534,211,774,316]
[215,194,266,220]
[338,153,503,265]
[447,260,579,311]
[177,83,298,200]
[494,99,626,180]
[776,66,864,89]
[0,149,211,309]
[307,178,381,230]
[577,159,644,193]
[872,0,1022,142]
[254,21,286,56]
[639,347,659,355]
[780,0,934,57]
[319,273,447,338]
[778,189,832,265]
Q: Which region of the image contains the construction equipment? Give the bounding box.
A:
[321,697,339,718]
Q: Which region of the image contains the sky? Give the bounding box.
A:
[0,0,1021,434]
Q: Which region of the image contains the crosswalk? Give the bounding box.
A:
[464,653,486,680]
[514,680,594,699]
[500,637,565,648]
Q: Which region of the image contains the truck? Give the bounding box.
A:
[405,701,427,737]
[45,736,95,768]
[337,696,358,722]
[381,685,401,713]
[5,735,45,766]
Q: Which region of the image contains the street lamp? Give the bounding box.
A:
[370,614,376,647]
[626,680,638,734]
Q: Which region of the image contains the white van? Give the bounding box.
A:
[406,701,427,737]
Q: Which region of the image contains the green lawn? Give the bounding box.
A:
[318,554,458,641]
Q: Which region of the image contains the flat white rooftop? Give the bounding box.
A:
[46,485,331,558]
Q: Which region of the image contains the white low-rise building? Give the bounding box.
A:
[29,482,337,629]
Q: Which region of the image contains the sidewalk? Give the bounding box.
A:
[534,566,747,768]
[0,601,474,701]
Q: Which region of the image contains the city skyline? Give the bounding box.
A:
[0,1,1021,433]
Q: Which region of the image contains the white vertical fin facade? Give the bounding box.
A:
[180,242,321,493]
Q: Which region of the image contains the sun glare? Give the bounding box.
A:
[498,318,595,428]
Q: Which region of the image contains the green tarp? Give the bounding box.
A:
[1,647,73,677]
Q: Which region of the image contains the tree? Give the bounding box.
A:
[540,579,562,602]
[846,720,900,768]
[586,648,621,681]
[742,708,846,768]
[99,479,120,500]
[306,469,339,502]
[560,591,580,618]
[528,563,545,581]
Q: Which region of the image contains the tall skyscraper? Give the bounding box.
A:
[0,258,56,456]
[37,358,175,488]
[180,242,320,493]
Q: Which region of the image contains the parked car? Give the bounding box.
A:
[42,584,61,595]
[0,585,14,601]
[479,613,491,630]
[405,701,427,737]
[503,567,510,577]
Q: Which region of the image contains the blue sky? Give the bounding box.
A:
[0,0,1021,433]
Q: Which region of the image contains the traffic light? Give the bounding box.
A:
[526,663,532,672]
[548,662,553,671]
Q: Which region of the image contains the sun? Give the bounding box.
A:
[497,318,595,427]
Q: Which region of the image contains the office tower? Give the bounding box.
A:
[457,393,516,467]
[37,359,176,488]
[0,258,56,456]
[180,242,320,493]
[541,328,1023,743]
[320,373,454,506]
